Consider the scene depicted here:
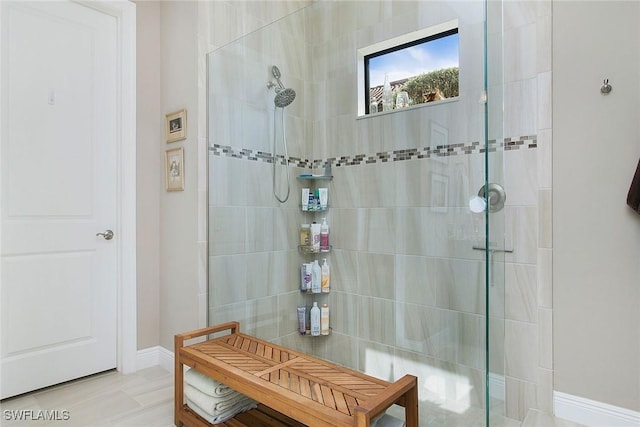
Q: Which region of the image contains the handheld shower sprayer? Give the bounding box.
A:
[271,65,285,90]
[268,65,296,203]
[268,65,296,108]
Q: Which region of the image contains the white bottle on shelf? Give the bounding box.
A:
[310,302,320,336]
[320,304,330,335]
[311,222,321,252]
[311,260,321,293]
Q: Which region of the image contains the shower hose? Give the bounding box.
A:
[272,106,291,203]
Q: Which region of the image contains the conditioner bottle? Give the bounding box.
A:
[311,260,321,293]
[321,259,330,293]
[320,304,330,335]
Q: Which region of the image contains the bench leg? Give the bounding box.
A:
[404,380,419,427]
[354,408,370,427]
[175,335,184,427]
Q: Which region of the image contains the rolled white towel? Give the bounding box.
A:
[185,383,255,416]
[184,368,235,398]
[186,397,257,424]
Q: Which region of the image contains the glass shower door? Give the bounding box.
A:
[205,1,508,425]
[485,0,507,425]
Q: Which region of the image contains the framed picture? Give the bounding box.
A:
[165,147,184,191]
[165,109,186,143]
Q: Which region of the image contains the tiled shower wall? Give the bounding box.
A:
[203,0,551,421]
[205,1,313,356]
[503,0,553,420]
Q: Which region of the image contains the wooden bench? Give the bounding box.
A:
[175,321,419,427]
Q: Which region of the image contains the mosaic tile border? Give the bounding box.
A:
[210,135,537,168]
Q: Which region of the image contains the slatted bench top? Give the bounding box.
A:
[175,322,418,427]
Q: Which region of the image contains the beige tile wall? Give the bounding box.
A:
[204,0,552,422]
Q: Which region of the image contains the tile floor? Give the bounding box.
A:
[0,367,586,427]
[0,367,174,427]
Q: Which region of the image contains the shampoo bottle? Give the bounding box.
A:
[300,264,307,291]
[320,218,329,249]
[300,224,310,246]
[318,188,328,209]
[303,263,312,292]
[314,189,321,210]
[301,188,310,211]
[310,302,320,336]
[311,260,321,293]
[311,222,321,252]
[308,192,315,211]
[321,259,330,293]
[297,307,306,334]
[320,304,330,335]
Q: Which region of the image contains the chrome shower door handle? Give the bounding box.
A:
[96,229,114,240]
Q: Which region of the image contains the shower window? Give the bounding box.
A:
[357,19,459,115]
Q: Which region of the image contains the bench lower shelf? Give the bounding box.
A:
[180,403,306,427]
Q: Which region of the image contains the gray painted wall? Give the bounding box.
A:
[553,0,640,412]
[135,0,161,350]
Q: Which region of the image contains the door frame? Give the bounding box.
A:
[80,0,138,375]
[0,0,137,376]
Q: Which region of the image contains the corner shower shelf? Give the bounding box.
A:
[300,289,330,295]
[301,205,329,212]
[297,174,333,339]
[298,245,332,254]
[300,329,331,336]
[297,174,333,180]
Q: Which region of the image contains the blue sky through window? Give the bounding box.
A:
[369,33,459,87]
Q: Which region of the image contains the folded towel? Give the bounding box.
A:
[186,397,257,424]
[185,383,255,416]
[371,413,406,427]
[184,368,235,398]
[627,159,640,215]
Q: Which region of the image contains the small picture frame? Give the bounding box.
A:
[165,147,184,191]
[165,109,186,143]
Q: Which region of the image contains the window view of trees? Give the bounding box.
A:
[369,67,459,110]
[403,67,459,102]
[366,30,459,113]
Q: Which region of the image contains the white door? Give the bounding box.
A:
[1,1,118,399]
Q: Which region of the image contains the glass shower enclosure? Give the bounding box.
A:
[206,1,506,425]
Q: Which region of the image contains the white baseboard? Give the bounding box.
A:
[135,346,161,371]
[135,346,175,373]
[554,391,640,427]
[158,346,175,373]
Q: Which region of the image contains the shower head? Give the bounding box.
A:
[274,87,296,107]
[269,65,296,107]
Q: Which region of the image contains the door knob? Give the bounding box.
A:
[96,229,114,240]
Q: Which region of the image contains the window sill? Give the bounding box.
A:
[357,96,459,120]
